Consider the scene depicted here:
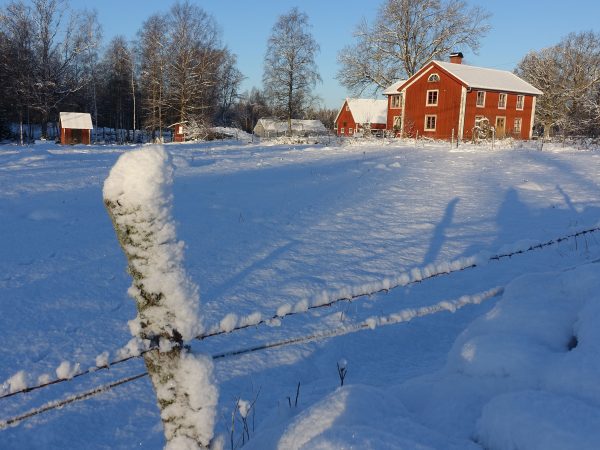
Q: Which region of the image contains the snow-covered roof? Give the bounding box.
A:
[383,80,406,95]
[59,112,93,130]
[254,119,327,133]
[433,61,543,95]
[341,98,388,124]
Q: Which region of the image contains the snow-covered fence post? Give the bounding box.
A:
[103,146,218,450]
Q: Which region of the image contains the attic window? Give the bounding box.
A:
[391,94,402,108]
[345,105,349,111]
[428,73,440,82]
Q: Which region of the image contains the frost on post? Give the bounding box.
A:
[103,146,218,449]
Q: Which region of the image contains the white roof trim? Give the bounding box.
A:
[59,112,93,130]
[383,80,407,95]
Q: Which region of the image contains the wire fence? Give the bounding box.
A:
[0,286,503,430]
[1,225,599,429]
[1,225,598,402]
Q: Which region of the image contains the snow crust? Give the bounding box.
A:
[103,146,202,341]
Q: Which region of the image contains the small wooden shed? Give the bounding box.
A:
[169,122,187,142]
[59,112,93,145]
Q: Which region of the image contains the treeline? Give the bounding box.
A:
[516,31,600,138]
[0,0,335,143]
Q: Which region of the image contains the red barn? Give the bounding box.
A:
[334,98,388,136]
[385,53,542,140]
[59,112,93,145]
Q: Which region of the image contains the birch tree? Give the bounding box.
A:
[138,14,168,142]
[165,1,220,126]
[263,7,321,131]
[337,0,490,94]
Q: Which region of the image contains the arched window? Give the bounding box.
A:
[428,73,440,82]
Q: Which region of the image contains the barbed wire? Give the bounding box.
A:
[0,286,503,429]
[0,372,147,430]
[1,225,598,402]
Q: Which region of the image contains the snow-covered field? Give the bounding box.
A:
[1,138,600,449]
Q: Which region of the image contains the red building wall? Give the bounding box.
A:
[397,62,537,140]
[336,101,357,136]
[402,65,463,139]
[60,128,91,145]
[387,94,403,133]
[463,91,534,140]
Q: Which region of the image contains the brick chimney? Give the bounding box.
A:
[450,52,464,64]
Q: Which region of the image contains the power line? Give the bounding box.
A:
[1,225,598,402]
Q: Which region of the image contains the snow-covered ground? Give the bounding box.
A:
[1,138,600,449]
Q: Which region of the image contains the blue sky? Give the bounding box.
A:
[4,0,600,108]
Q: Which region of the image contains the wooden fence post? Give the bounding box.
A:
[103,146,217,449]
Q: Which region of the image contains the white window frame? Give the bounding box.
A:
[516,95,524,110]
[390,94,402,109]
[340,127,345,134]
[498,93,507,109]
[428,73,440,82]
[393,116,401,129]
[513,118,522,133]
[424,115,437,131]
[345,105,349,112]
[426,89,439,106]
[476,91,486,108]
[349,128,354,135]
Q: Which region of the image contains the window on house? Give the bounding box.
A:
[498,93,507,109]
[428,73,440,82]
[426,90,439,106]
[391,94,402,108]
[514,118,522,133]
[516,95,524,110]
[345,105,349,112]
[393,116,401,130]
[424,115,437,131]
[340,128,345,134]
[178,126,183,134]
[476,91,485,107]
[349,128,354,134]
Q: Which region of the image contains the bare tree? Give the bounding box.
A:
[0,1,35,143]
[337,0,490,94]
[98,36,136,143]
[138,13,168,142]
[263,7,321,131]
[516,31,600,137]
[165,1,220,126]
[214,50,244,125]
[28,0,101,138]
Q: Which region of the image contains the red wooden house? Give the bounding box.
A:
[59,112,93,145]
[384,53,542,140]
[335,98,388,136]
